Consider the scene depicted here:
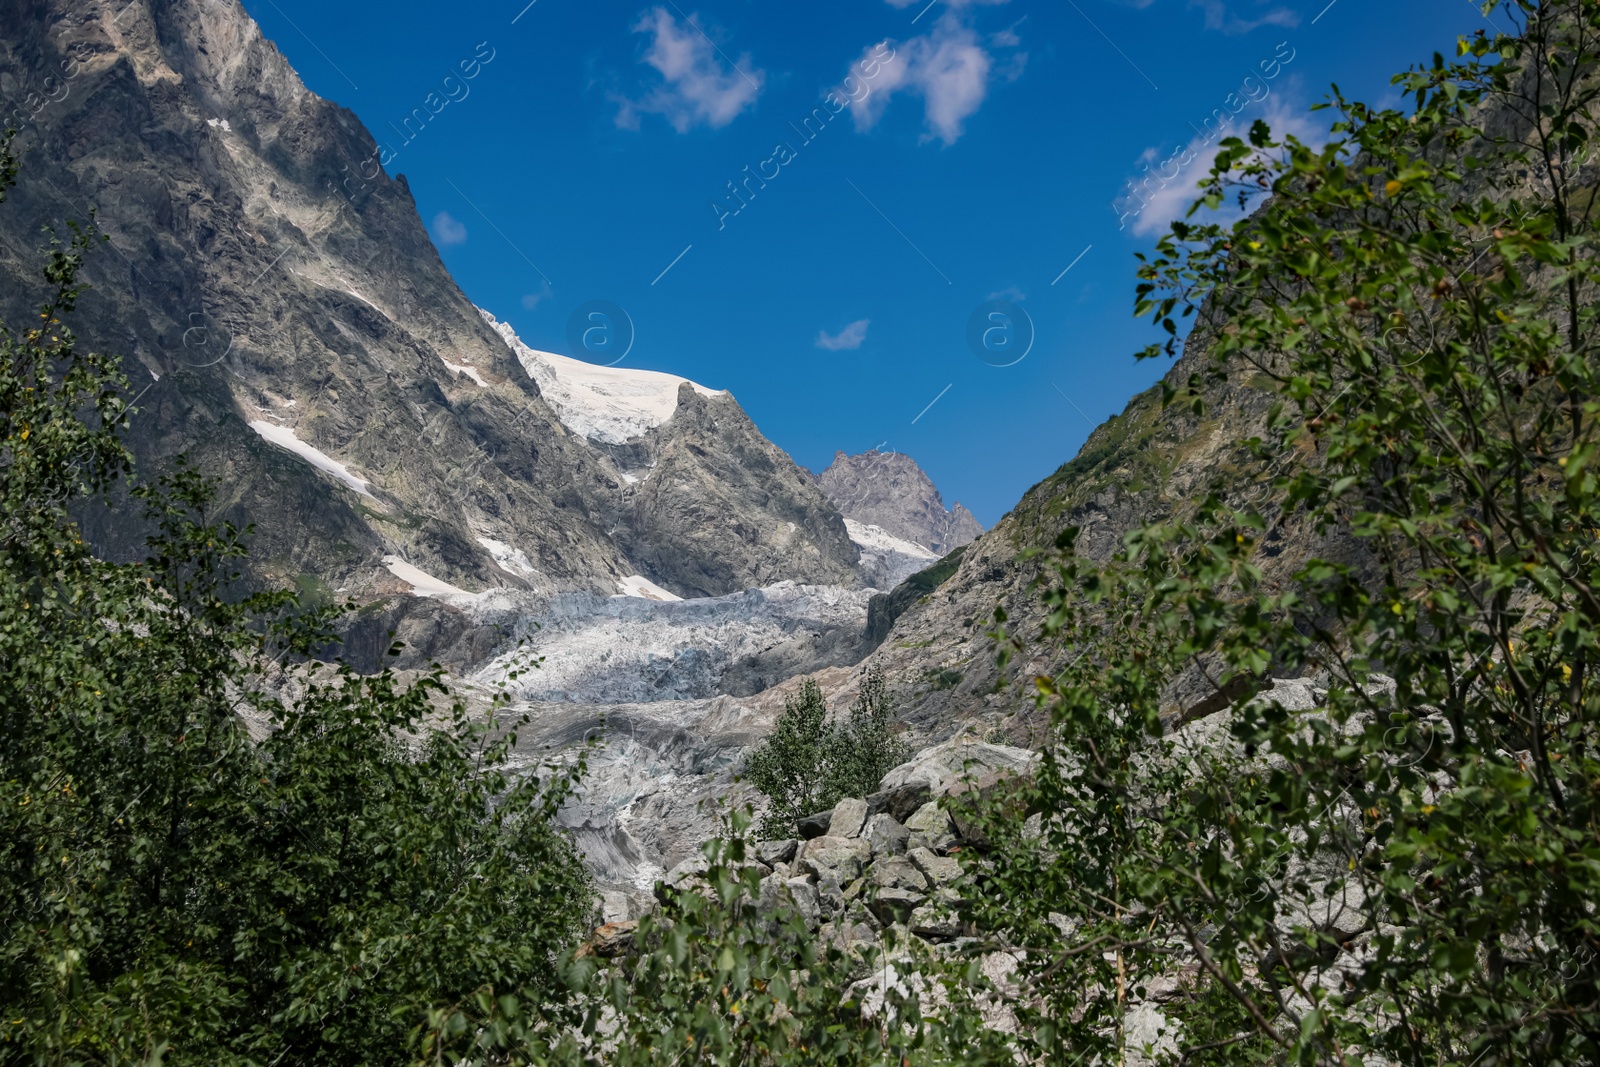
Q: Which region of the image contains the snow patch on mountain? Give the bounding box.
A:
[440,357,487,386]
[476,537,539,583]
[383,556,471,598]
[617,575,683,602]
[846,519,939,561]
[846,518,941,590]
[480,308,725,445]
[247,421,372,498]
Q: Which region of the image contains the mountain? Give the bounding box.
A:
[0,0,857,631]
[816,450,983,556]
[853,318,1368,741]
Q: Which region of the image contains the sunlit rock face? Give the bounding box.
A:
[816,449,983,556]
[0,0,862,648]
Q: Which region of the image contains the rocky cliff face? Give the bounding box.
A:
[856,333,1366,741]
[0,0,861,624]
[816,450,983,555]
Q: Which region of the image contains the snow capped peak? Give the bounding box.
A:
[479,308,726,445]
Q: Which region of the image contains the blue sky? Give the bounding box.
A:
[246,0,1483,525]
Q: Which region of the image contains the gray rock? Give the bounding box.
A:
[797,835,873,883]
[756,874,820,929]
[863,813,910,856]
[904,802,958,854]
[1123,1003,1181,1067]
[663,855,711,890]
[816,871,848,916]
[601,890,632,924]
[797,810,833,840]
[866,887,925,926]
[816,449,984,557]
[830,797,870,839]
[870,856,930,892]
[589,921,638,958]
[866,782,934,825]
[907,847,963,886]
[1257,678,1317,712]
[784,877,822,929]
[909,901,961,940]
[820,918,879,949]
[878,739,1039,797]
[756,839,798,866]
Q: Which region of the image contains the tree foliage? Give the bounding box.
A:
[743,668,910,837]
[0,133,594,1067]
[973,2,1600,1063]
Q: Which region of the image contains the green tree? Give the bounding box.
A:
[743,678,834,837]
[743,669,910,838]
[972,3,1600,1064]
[827,666,911,803]
[0,133,594,1067]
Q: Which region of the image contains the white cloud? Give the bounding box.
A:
[847,7,1023,146]
[1120,94,1326,237]
[816,319,871,351]
[521,281,554,311]
[987,285,1026,302]
[431,211,467,246]
[1189,0,1299,34]
[616,7,765,133]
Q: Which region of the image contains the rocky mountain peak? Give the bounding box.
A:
[816,450,983,556]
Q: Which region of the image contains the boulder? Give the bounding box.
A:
[656,855,712,901]
[797,835,873,883]
[909,900,961,940]
[830,797,870,839]
[786,877,822,929]
[590,921,638,958]
[757,873,822,929]
[1123,1003,1181,1067]
[1253,677,1318,712]
[904,801,958,854]
[944,769,1035,850]
[797,809,832,839]
[756,839,798,866]
[865,782,933,825]
[907,847,963,887]
[601,890,632,924]
[820,918,879,949]
[816,870,847,915]
[878,739,1039,798]
[866,887,925,926]
[863,813,910,857]
[870,856,930,892]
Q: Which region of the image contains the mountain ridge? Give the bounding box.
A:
[0,0,866,638]
[816,449,983,556]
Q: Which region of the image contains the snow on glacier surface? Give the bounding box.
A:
[471,581,872,704]
[247,421,372,497]
[479,308,725,445]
